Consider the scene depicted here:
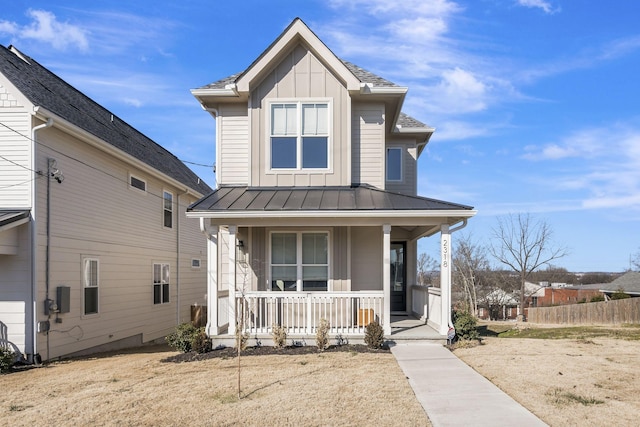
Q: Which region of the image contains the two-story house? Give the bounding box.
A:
[0,45,211,361]
[187,18,476,342]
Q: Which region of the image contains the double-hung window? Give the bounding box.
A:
[83,258,99,315]
[163,191,173,228]
[153,263,170,304]
[271,232,329,291]
[270,102,329,170]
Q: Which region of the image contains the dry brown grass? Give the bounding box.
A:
[454,336,640,426]
[1,345,430,426]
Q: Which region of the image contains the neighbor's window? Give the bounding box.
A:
[271,102,329,170]
[271,232,328,291]
[386,147,402,181]
[130,175,146,192]
[83,258,99,315]
[191,259,201,268]
[153,263,170,304]
[163,191,173,228]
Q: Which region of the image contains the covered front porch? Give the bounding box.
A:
[187,185,476,344]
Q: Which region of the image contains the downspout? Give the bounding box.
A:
[447,219,468,329]
[30,118,53,363]
[176,190,188,325]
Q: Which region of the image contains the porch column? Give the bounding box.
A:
[205,225,219,336]
[227,225,237,336]
[440,224,452,335]
[382,224,391,335]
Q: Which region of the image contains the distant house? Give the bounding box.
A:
[0,45,212,361]
[599,272,640,298]
[527,283,602,307]
[187,18,476,342]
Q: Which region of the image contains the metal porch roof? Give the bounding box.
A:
[188,186,474,213]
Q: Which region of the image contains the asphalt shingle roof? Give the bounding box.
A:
[0,45,212,196]
[600,271,640,294]
[196,58,429,130]
[188,185,473,213]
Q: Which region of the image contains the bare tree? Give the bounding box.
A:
[631,248,640,271]
[417,252,439,286]
[489,213,568,320]
[453,233,490,316]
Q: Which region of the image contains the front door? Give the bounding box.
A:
[390,242,406,312]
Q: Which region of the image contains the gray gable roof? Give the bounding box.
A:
[600,271,640,294]
[188,185,473,213]
[195,48,429,131]
[0,45,211,196]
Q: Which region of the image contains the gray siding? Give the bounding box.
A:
[29,126,207,359]
[385,140,418,195]
[352,103,385,189]
[218,104,249,185]
[350,226,382,291]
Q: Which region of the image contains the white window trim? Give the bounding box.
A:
[386,147,403,182]
[129,173,147,193]
[163,190,173,229]
[82,257,99,316]
[268,230,331,292]
[153,262,171,305]
[266,99,333,173]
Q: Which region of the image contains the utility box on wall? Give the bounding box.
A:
[56,286,70,314]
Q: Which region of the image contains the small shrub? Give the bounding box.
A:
[453,310,479,341]
[316,318,330,351]
[166,323,200,353]
[590,295,605,302]
[1,348,15,373]
[192,329,213,354]
[271,324,287,348]
[610,290,630,300]
[364,321,385,349]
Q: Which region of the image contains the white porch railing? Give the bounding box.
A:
[411,285,442,331]
[235,291,384,336]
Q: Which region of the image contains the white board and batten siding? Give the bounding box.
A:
[352,103,385,189]
[217,104,249,186]
[0,82,32,209]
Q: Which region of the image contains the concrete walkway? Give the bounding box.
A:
[390,343,547,427]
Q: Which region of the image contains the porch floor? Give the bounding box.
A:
[389,316,445,343]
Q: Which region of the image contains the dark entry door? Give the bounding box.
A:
[390,242,406,312]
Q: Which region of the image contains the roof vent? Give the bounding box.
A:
[8,45,31,65]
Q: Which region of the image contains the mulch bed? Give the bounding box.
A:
[162,344,390,363]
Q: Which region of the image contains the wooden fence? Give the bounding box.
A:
[528,298,640,325]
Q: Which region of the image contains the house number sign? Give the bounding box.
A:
[442,238,449,268]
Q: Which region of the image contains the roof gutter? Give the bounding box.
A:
[32,107,203,199]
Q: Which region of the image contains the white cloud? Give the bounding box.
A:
[516,0,560,14]
[523,123,640,211]
[6,9,90,51]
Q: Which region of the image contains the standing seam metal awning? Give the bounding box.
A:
[187,186,474,213]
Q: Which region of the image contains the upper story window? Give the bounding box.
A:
[130,174,146,192]
[270,102,329,170]
[163,191,173,228]
[386,147,403,182]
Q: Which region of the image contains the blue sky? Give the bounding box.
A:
[1,1,639,272]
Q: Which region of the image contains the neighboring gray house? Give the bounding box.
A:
[0,45,211,361]
[187,18,476,341]
[600,272,640,298]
